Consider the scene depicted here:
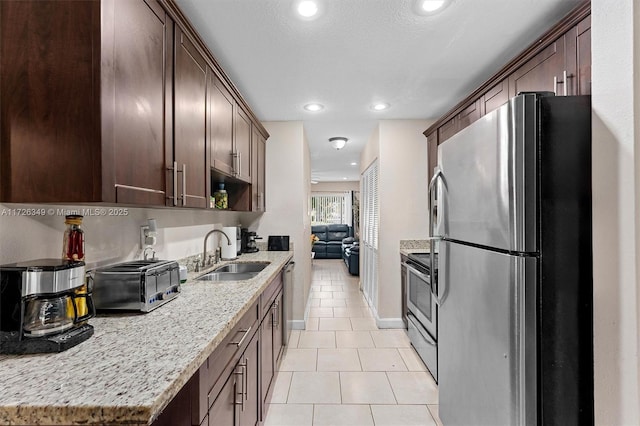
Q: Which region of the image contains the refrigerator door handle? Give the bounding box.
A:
[424,236,444,306]
[428,167,443,238]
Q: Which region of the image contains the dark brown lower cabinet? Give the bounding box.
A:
[260,288,285,419]
[152,271,285,426]
[208,329,259,426]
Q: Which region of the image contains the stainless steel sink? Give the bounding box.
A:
[195,271,258,281]
[214,262,269,273]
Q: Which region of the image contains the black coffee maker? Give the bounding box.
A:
[241,228,261,253]
[0,259,95,354]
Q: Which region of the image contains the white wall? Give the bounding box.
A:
[359,119,432,326]
[592,1,640,424]
[249,121,312,328]
[0,203,246,268]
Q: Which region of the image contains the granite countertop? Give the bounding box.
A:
[0,250,293,426]
[399,239,431,257]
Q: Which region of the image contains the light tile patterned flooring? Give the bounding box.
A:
[264,259,443,426]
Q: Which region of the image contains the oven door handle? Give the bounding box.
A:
[402,261,430,282]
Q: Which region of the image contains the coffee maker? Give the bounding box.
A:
[241,228,261,253]
[0,259,95,354]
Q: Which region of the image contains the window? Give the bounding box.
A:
[311,192,352,225]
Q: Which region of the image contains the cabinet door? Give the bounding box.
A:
[174,27,208,208]
[481,79,509,117]
[437,116,458,143]
[426,130,438,184]
[0,1,101,203]
[235,106,252,182]
[273,291,284,366]
[111,0,171,205]
[251,126,266,212]
[260,312,274,410]
[211,76,235,176]
[208,372,237,426]
[239,331,260,426]
[457,100,481,132]
[576,16,591,95]
[508,38,565,97]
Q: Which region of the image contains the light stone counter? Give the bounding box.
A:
[0,250,293,425]
[400,239,431,257]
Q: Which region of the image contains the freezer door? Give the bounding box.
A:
[436,93,538,252]
[438,241,537,426]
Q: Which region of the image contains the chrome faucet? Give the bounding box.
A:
[202,229,231,268]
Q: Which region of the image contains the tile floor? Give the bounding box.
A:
[264,259,443,426]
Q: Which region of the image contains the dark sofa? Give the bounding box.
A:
[311,224,351,259]
[342,237,359,276]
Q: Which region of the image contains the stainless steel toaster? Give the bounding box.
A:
[90,260,180,312]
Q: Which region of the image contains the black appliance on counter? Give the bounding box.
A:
[0,259,95,354]
[404,252,438,381]
[268,236,290,251]
[241,228,261,253]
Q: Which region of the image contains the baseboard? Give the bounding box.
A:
[375,317,406,329]
[291,320,306,330]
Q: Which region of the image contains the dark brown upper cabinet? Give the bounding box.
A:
[210,75,236,177]
[234,106,252,183]
[0,0,174,205]
[110,0,174,206]
[424,2,590,182]
[1,0,268,209]
[251,126,267,212]
[209,75,253,184]
[173,27,209,209]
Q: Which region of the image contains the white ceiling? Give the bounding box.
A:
[176,0,583,182]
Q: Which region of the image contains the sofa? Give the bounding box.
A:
[311,224,351,259]
[342,237,360,276]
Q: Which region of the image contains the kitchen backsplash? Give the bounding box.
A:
[0,203,261,269]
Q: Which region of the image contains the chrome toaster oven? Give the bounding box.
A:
[91,260,180,312]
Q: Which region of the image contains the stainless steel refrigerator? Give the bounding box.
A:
[430,93,593,426]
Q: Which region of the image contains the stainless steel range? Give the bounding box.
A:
[404,252,438,381]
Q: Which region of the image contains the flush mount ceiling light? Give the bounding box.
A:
[304,103,324,112]
[295,0,320,19]
[414,0,452,15]
[371,102,390,111]
[329,137,348,150]
[350,162,357,166]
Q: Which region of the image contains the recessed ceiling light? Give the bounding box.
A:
[350,162,357,166]
[343,177,348,180]
[414,0,451,15]
[304,103,324,112]
[296,0,319,18]
[372,102,390,111]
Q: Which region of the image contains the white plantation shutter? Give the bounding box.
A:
[311,192,350,225]
[361,160,379,310]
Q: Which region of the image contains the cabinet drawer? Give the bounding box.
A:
[205,301,258,407]
[261,272,283,319]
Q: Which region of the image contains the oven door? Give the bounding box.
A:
[404,260,437,339]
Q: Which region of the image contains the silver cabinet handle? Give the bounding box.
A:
[232,152,239,177]
[172,161,178,205]
[234,363,245,412]
[563,70,568,96]
[238,152,242,178]
[182,163,187,206]
[230,326,252,347]
[553,76,558,95]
